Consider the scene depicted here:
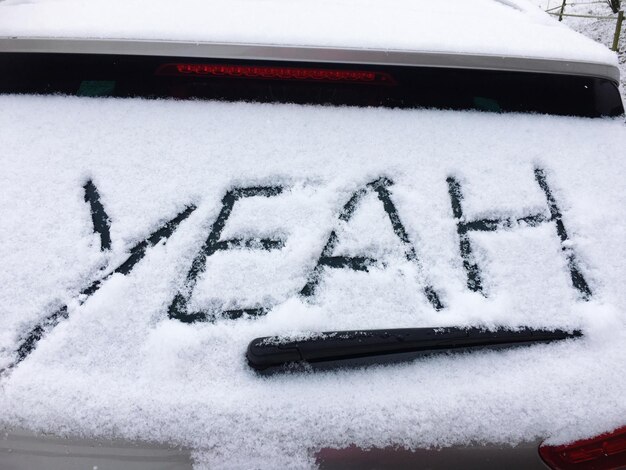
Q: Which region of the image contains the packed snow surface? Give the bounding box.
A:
[0,95,625,468]
[0,0,618,66]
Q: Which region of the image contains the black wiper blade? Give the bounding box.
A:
[246,327,582,373]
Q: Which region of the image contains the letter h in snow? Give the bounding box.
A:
[446,168,592,300]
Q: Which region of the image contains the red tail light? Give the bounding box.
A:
[539,426,626,470]
[156,63,396,85]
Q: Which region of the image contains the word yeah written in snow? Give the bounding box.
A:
[11,169,592,366]
[86,169,591,322]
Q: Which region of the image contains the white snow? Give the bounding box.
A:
[0,95,625,468]
[0,0,618,66]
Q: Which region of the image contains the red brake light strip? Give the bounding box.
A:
[156,63,396,85]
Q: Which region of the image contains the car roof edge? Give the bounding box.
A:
[0,37,620,84]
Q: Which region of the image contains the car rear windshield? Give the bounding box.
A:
[0,52,623,117]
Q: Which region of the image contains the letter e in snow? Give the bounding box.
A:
[168,186,285,323]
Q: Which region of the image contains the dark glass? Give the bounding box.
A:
[0,52,622,117]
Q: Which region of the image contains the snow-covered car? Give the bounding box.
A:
[0,0,625,469]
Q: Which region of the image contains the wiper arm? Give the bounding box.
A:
[246,327,582,373]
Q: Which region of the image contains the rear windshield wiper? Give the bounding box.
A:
[246,327,582,373]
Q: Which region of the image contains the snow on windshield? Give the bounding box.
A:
[0,0,617,65]
[0,95,625,468]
